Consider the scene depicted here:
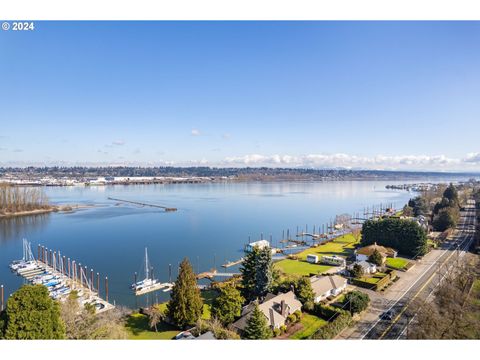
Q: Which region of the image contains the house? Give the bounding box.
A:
[355,242,397,263]
[348,260,377,274]
[310,275,348,303]
[232,291,302,331]
[306,254,319,264]
[244,240,270,253]
[321,255,346,267]
[195,331,216,340]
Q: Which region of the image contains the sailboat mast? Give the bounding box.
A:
[145,247,149,280]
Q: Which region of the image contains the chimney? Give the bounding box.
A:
[269,308,275,328]
[280,300,286,316]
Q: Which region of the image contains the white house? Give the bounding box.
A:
[355,243,397,263]
[349,260,377,274]
[310,275,348,303]
[245,240,270,253]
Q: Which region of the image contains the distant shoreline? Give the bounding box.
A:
[0,204,94,218]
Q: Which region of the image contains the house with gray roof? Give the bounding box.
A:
[310,275,347,303]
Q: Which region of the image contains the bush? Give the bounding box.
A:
[293,310,302,322]
[273,328,281,337]
[311,311,352,339]
[280,325,287,334]
[287,313,297,324]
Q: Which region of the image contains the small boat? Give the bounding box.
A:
[131,247,160,295]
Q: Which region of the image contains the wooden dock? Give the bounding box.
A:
[221,258,244,268]
[22,259,115,314]
[197,269,240,279]
[108,197,177,212]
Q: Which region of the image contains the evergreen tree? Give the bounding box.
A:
[166,258,204,328]
[240,246,273,301]
[433,207,459,231]
[443,183,459,204]
[350,263,364,278]
[4,284,65,339]
[368,249,384,266]
[344,291,370,315]
[211,284,244,325]
[295,277,315,311]
[243,303,271,340]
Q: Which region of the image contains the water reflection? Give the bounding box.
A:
[0,213,51,244]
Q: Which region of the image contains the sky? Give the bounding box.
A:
[0,21,479,171]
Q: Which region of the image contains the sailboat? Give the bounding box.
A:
[130,247,160,295]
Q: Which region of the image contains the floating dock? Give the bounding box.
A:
[11,242,115,314]
[221,258,244,268]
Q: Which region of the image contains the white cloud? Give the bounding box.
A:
[464,153,480,164]
[112,140,126,146]
[221,153,465,170]
[191,129,201,136]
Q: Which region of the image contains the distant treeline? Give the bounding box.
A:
[0,183,50,214]
[0,166,475,180]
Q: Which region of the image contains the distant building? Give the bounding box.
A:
[232,291,302,331]
[245,240,271,253]
[310,275,348,302]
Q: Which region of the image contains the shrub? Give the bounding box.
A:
[273,328,281,337]
[280,325,287,334]
[293,310,302,322]
[343,291,370,315]
[311,311,352,339]
[287,313,297,324]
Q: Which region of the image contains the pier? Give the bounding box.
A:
[11,242,115,314]
[108,197,177,212]
[196,269,240,280]
[221,258,244,268]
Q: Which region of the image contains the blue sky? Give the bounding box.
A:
[0,21,479,170]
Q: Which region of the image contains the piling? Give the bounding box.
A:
[90,269,94,290]
[134,272,137,286]
[1,285,4,311]
[97,273,100,294]
[105,277,109,302]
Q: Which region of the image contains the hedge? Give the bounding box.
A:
[311,311,352,339]
[351,270,396,291]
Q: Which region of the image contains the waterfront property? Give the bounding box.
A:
[310,275,348,303]
[348,260,377,274]
[232,291,302,331]
[355,243,397,263]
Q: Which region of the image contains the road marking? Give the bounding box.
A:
[379,212,475,339]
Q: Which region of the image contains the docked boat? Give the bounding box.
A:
[131,247,162,295]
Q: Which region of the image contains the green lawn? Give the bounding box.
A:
[125,289,218,339]
[275,233,358,276]
[386,257,410,270]
[125,313,179,340]
[357,272,388,284]
[289,313,328,339]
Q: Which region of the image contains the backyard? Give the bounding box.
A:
[289,313,328,339]
[385,257,411,270]
[275,233,359,276]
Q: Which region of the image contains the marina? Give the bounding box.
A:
[9,240,114,313]
[0,181,419,308]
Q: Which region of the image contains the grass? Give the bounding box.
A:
[125,289,218,339]
[289,313,328,339]
[357,272,388,284]
[385,257,410,270]
[125,313,179,340]
[274,233,359,276]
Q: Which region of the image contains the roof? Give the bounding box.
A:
[310,275,347,297]
[232,291,302,331]
[195,331,216,340]
[356,243,396,257]
[247,240,270,249]
[356,260,376,269]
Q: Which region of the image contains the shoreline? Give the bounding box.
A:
[0,204,95,218]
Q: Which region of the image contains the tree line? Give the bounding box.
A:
[0,183,50,214]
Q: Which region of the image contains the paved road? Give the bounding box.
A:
[362,202,476,340]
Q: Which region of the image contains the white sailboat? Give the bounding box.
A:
[131,247,160,295]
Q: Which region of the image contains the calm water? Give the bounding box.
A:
[0,180,434,308]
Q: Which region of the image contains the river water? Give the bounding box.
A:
[0,180,446,308]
